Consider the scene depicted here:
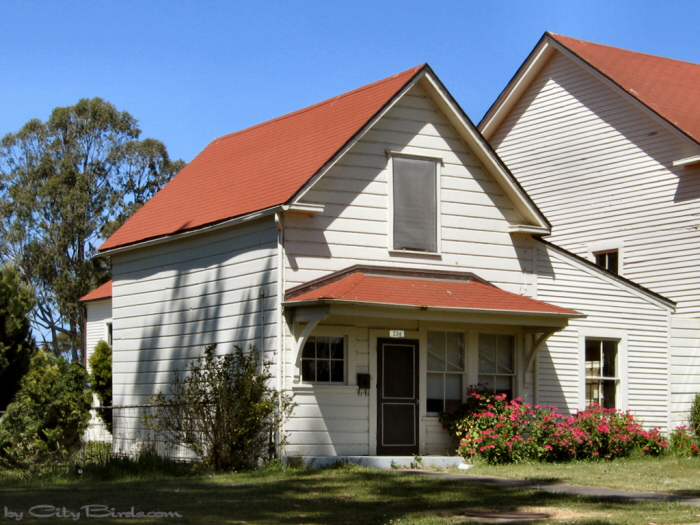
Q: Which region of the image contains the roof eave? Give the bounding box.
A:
[284,298,583,320]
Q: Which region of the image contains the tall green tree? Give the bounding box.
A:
[0,265,36,410]
[0,98,184,362]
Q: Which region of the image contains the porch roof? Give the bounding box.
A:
[284,266,581,321]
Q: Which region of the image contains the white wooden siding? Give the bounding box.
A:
[284,84,533,295]
[670,317,700,428]
[535,243,672,431]
[111,218,279,408]
[84,298,112,373]
[490,50,700,317]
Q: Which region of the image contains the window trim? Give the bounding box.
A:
[588,241,624,275]
[387,153,442,255]
[301,335,347,385]
[578,328,628,410]
[426,331,465,415]
[477,333,516,399]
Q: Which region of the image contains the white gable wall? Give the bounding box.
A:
[285,84,533,294]
[490,51,700,318]
[85,298,112,372]
[534,243,672,431]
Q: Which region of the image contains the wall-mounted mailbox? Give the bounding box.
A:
[357,373,370,395]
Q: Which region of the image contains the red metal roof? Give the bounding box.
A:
[285,268,579,316]
[79,280,112,302]
[550,33,700,144]
[100,65,426,251]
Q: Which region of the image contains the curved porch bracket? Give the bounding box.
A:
[526,330,557,372]
[295,311,329,360]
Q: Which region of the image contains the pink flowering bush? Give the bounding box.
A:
[440,387,669,464]
[670,426,700,457]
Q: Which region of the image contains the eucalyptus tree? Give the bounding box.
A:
[0,98,184,362]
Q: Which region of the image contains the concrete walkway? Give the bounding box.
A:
[404,470,700,507]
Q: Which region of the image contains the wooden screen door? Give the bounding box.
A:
[377,338,419,455]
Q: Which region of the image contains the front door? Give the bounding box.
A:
[377,338,419,455]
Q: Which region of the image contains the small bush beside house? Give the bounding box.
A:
[89,340,113,433]
[147,344,294,472]
[441,388,669,464]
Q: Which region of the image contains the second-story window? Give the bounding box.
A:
[595,250,619,274]
[391,156,438,253]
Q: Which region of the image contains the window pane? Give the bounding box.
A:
[330,360,344,382]
[317,338,330,359]
[603,340,616,378]
[302,340,316,359]
[586,380,600,406]
[495,376,512,398]
[393,157,437,252]
[427,331,445,371]
[330,337,344,359]
[446,332,464,372]
[426,373,444,413]
[585,340,601,377]
[602,379,616,409]
[302,359,315,382]
[479,334,497,373]
[497,335,514,374]
[478,374,491,390]
[316,359,330,382]
[445,374,462,400]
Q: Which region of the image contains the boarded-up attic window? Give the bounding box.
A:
[392,156,437,252]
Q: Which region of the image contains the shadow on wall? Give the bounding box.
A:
[112,220,278,456]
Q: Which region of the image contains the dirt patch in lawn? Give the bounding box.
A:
[430,505,606,523]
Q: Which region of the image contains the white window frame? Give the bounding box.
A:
[477,333,517,398]
[426,331,466,416]
[578,328,628,411]
[387,152,442,255]
[300,335,347,385]
[588,241,624,275]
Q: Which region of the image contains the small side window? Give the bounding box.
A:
[594,250,619,274]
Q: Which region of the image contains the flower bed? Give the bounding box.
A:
[440,388,669,464]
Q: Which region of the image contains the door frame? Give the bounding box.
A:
[376,337,420,456]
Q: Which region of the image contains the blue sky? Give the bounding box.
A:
[2,1,700,164]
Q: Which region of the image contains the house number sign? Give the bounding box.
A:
[389,330,404,338]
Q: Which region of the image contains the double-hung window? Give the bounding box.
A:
[585,338,618,408]
[301,336,345,383]
[426,331,464,414]
[391,156,439,253]
[478,334,515,398]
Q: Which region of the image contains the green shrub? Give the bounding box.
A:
[89,340,112,432]
[148,344,295,472]
[690,393,700,440]
[0,350,92,467]
[669,426,700,457]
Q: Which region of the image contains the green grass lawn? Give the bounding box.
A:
[0,458,699,524]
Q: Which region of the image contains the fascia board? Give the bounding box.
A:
[479,38,555,140]
[283,299,581,327]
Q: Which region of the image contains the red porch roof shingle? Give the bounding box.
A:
[79,280,112,302]
[285,267,580,317]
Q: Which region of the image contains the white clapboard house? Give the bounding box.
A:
[82,64,676,461]
[479,32,700,429]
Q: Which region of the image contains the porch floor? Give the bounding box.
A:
[291,456,463,470]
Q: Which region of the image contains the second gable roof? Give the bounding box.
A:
[480,32,700,147]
